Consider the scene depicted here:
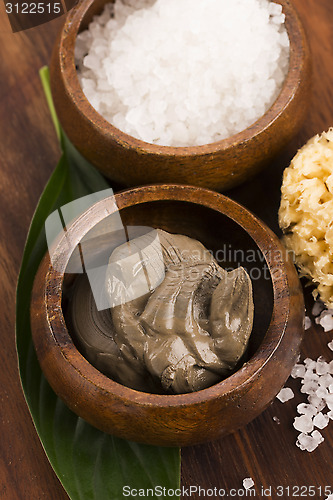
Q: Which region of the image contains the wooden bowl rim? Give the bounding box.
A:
[56,0,307,156]
[42,184,292,408]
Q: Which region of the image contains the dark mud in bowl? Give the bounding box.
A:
[31,185,303,446]
[63,198,274,392]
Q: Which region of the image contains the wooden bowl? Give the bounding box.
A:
[31,185,304,447]
[50,0,311,192]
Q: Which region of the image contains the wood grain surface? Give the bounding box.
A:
[1,0,332,498]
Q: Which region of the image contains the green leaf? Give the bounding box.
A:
[40,66,61,142]
[16,67,181,500]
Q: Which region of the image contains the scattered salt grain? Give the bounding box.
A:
[304,358,316,371]
[316,388,328,400]
[326,495,333,500]
[316,356,329,375]
[313,412,329,429]
[75,0,290,147]
[243,478,255,490]
[276,387,294,403]
[308,395,326,412]
[311,429,324,443]
[273,416,280,424]
[304,316,312,330]
[273,302,333,452]
[302,371,319,383]
[296,431,322,452]
[297,403,317,417]
[312,300,325,317]
[326,394,333,410]
[319,374,333,388]
[315,310,333,332]
[291,364,306,379]
[301,381,318,395]
[293,415,314,433]
[288,344,333,451]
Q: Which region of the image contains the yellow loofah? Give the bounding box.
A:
[279,128,333,308]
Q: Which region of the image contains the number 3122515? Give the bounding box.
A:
[5,3,62,14]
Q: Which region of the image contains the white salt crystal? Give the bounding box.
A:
[268,3,282,16]
[312,300,325,317]
[303,371,319,383]
[291,364,306,379]
[296,432,320,452]
[325,394,333,410]
[243,478,254,490]
[315,316,322,325]
[316,310,333,332]
[328,340,333,351]
[316,357,329,375]
[293,415,314,433]
[319,374,333,388]
[325,495,333,500]
[320,315,333,332]
[304,358,316,371]
[276,387,294,402]
[75,0,290,147]
[304,316,312,330]
[301,381,318,395]
[308,395,326,411]
[313,412,329,429]
[297,403,317,417]
[311,429,324,445]
[329,384,333,393]
[329,361,333,374]
[295,433,308,451]
[316,387,328,399]
[273,416,280,424]
[327,410,333,420]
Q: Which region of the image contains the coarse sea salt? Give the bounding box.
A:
[304,316,312,330]
[291,363,306,379]
[296,431,324,452]
[290,352,333,451]
[313,412,329,429]
[75,0,290,147]
[315,309,333,332]
[243,478,255,490]
[312,300,325,317]
[296,403,317,417]
[293,415,314,433]
[276,387,294,403]
[281,300,333,452]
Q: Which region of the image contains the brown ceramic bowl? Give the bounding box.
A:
[31,185,304,447]
[50,0,311,192]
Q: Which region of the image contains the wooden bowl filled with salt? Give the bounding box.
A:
[50,0,311,191]
[30,185,304,446]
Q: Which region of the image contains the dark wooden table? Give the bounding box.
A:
[1,1,333,498]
